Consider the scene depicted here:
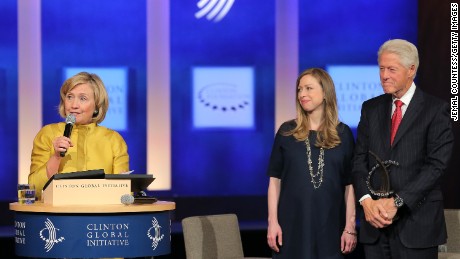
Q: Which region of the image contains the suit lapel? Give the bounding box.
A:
[392,88,424,147]
[379,94,393,151]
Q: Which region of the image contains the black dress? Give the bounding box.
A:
[267,120,355,259]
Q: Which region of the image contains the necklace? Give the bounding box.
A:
[305,137,324,189]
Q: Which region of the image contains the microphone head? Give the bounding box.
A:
[65,114,76,125]
[120,194,134,205]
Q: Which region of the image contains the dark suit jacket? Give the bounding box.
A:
[352,87,454,248]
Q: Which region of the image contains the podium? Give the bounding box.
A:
[10,175,175,258]
[10,201,175,258]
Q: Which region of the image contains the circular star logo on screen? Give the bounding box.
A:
[198,83,250,112]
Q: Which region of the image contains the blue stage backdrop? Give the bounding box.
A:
[41,0,147,177]
[0,0,18,201]
[299,0,418,132]
[170,0,276,196]
[0,0,418,201]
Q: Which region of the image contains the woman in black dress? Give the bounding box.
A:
[267,68,357,258]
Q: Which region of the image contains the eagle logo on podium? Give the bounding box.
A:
[147,217,164,250]
[39,218,65,252]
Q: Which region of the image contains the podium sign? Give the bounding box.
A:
[43,179,130,205]
[14,210,171,258]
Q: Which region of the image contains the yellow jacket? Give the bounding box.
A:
[29,122,129,199]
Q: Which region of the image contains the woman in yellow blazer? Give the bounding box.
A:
[29,72,129,199]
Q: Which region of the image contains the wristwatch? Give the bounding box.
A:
[394,194,404,208]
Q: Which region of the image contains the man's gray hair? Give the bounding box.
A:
[378,39,419,77]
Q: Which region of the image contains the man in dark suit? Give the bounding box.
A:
[352,39,454,258]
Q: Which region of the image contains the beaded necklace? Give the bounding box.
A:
[305,137,324,189]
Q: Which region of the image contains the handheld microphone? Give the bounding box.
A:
[121,194,135,205]
[120,193,158,205]
[60,114,76,157]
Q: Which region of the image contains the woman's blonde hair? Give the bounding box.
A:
[58,72,109,124]
[285,68,340,149]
